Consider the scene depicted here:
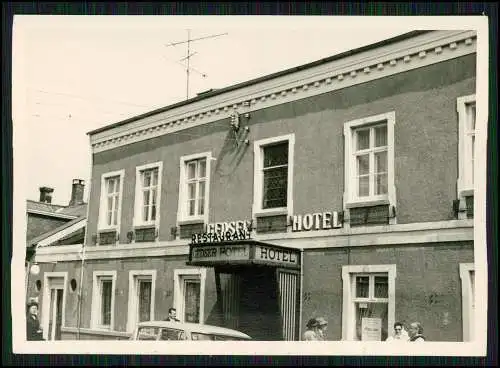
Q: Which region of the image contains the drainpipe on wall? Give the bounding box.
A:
[76,242,86,340]
[299,249,304,340]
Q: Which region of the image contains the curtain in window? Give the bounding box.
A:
[138,280,152,322]
[184,280,201,323]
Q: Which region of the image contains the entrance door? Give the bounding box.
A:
[46,285,64,340]
[238,267,282,341]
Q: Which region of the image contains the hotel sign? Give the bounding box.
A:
[189,241,300,269]
[292,211,343,232]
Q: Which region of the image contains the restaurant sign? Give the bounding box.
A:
[191,220,252,245]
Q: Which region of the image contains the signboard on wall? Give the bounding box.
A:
[292,211,343,232]
[191,220,252,244]
[361,317,382,341]
[188,241,301,270]
[254,244,299,268]
[190,244,251,263]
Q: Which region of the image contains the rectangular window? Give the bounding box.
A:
[344,113,395,208]
[98,170,125,231]
[460,263,475,341]
[342,265,396,341]
[253,134,295,217]
[178,152,212,224]
[127,270,156,332]
[457,95,477,198]
[174,269,206,324]
[187,158,207,217]
[91,271,116,330]
[262,142,289,209]
[134,162,163,228]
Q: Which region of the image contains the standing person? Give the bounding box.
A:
[386,322,410,342]
[164,307,180,322]
[315,317,328,341]
[302,318,321,341]
[408,322,426,342]
[26,300,44,341]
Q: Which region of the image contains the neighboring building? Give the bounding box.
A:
[25,180,87,325]
[29,30,477,342]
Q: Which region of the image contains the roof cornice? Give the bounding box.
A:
[90,30,476,154]
[27,208,78,220]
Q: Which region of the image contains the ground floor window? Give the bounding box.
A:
[460,263,475,341]
[91,271,116,329]
[341,264,396,341]
[174,268,206,324]
[127,270,156,332]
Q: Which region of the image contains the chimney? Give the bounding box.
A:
[39,187,54,203]
[69,179,85,206]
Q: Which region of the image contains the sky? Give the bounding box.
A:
[11,15,467,206]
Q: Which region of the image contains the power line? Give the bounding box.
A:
[165,30,228,100]
[32,88,155,109]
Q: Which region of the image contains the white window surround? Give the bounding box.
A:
[90,270,117,330]
[344,112,396,212]
[177,152,212,225]
[133,161,163,229]
[173,268,207,324]
[457,94,476,199]
[253,134,295,218]
[126,270,157,333]
[341,264,396,341]
[98,169,125,232]
[459,262,475,342]
[41,272,68,341]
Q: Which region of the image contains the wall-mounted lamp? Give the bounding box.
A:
[230,112,240,132]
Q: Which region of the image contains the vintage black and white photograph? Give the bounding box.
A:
[12,15,489,356]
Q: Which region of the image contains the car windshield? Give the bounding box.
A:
[136,326,186,341]
[190,332,249,341]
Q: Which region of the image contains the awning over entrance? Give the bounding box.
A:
[187,240,301,270]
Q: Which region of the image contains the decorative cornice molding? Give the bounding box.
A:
[34,220,473,262]
[90,31,477,154]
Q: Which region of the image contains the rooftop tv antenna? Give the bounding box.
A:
[165,30,228,100]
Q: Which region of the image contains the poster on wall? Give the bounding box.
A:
[361,317,382,341]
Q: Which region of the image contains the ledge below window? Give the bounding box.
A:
[133,225,158,243]
[177,218,205,226]
[458,188,474,199]
[345,198,390,209]
[253,208,289,218]
[97,229,118,245]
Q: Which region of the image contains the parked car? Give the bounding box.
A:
[131,320,252,341]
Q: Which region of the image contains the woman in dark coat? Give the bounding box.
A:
[26,301,44,341]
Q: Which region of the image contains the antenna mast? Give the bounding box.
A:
[165,30,228,100]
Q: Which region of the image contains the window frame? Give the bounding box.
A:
[253,134,295,218]
[177,152,212,224]
[90,270,117,330]
[344,112,396,210]
[341,264,396,341]
[133,161,163,228]
[457,94,476,199]
[173,268,207,324]
[459,262,475,342]
[98,169,125,232]
[126,270,156,333]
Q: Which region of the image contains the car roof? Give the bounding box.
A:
[136,321,251,339]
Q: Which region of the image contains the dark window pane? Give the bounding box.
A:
[263,143,288,168]
[101,280,112,326]
[263,167,288,208]
[138,280,152,322]
[184,280,200,323]
[374,276,388,298]
[356,276,369,298]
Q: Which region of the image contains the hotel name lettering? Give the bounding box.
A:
[191,220,252,244]
[292,211,343,232]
